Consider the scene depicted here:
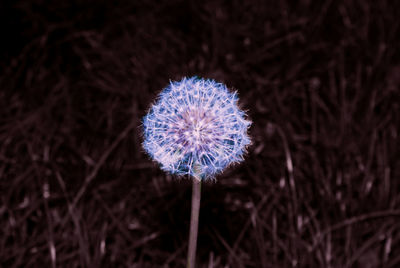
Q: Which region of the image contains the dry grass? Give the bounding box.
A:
[1,0,400,267]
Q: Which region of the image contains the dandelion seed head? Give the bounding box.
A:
[142,77,251,179]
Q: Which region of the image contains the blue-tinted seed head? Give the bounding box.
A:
[142,77,251,179]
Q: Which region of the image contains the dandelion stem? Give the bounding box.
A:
[187,177,201,268]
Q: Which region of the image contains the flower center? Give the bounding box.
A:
[174,108,218,151]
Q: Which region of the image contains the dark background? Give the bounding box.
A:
[1,0,399,267]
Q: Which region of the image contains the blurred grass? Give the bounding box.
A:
[0,0,400,267]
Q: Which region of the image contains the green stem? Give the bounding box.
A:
[187,177,202,268]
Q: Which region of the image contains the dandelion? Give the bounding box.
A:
[142,76,251,268]
[142,76,251,180]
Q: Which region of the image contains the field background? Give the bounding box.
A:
[1,0,399,267]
